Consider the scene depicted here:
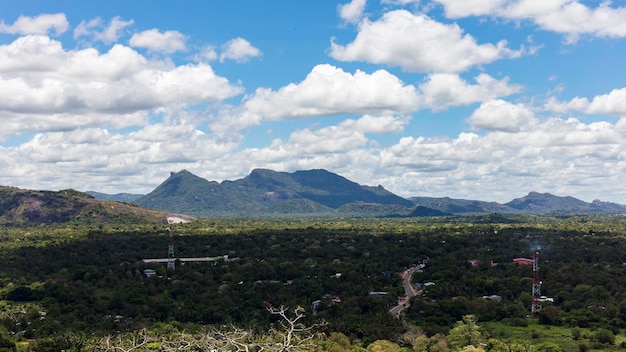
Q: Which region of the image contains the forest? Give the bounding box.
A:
[1,215,626,351]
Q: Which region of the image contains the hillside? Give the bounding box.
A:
[409,196,515,214]
[410,192,626,215]
[74,169,626,218]
[0,186,193,226]
[85,191,143,203]
[505,191,626,214]
[134,169,414,217]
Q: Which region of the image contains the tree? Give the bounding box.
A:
[366,339,400,352]
[535,342,563,352]
[592,328,615,345]
[265,305,323,351]
[447,315,482,349]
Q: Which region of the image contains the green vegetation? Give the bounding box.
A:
[135,169,415,217]
[0,186,191,226]
[1,215,626,350]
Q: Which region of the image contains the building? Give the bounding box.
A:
[513,258,534,265]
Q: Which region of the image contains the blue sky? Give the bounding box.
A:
[1,0,626,203]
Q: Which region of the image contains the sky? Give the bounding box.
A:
[1,0,626,203]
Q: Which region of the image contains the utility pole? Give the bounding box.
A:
[167,227,175,270]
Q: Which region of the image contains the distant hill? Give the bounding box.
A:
[132,169,626,218]
[0,186,193,226]
[86,191,143,203]
[505,191,626,214]
[134,169,415,217]
[50,168,626,219]
[409,196,515,214]
[410,192,626,215]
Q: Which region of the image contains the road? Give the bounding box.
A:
[389,265,422,318]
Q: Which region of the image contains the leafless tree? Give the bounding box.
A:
[89,306,323,351]
[264,305,324,351]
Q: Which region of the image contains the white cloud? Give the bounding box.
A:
[129,29,187,53]
[0,13,68,36]
[74,16,134,44]
[344,114,410,134]
[381,0,420,5]
[434,0,626,42]
[219,37,262,63]
[545,87,626,117]
[3,120,241,193]
[74,18,102,39]
[376,116,626,201]
[234,67,520,128]
[208,106,263,136]
[0,35,241,137]
[418,73,522,110]
[97,17,135,44]
[468,99,537,132]
[329,10,524,72]
[586,88,626,116]
[434,0,507,17]
[197,45,218,62]
[243,64,420,119]
[289,125,369,154]
[3,105,626,203]
[338,0,368,24]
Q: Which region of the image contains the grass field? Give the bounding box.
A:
[482,321,625,352]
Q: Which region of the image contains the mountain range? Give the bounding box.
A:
[133,169,415,217]
[2,168,624,225]
[125,169,626,218]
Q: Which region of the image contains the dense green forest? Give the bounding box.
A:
[1,215,626,351]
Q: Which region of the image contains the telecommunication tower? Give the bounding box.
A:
[167,227,175,270]
[531,246,541,317]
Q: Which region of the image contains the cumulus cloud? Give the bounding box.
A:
[468,99,537,132]
[289,125,369,154]
[0,13,68,36]
[338,0,367,24]
[545,87,626,116]
[418,73,522,110]
[377,116,626,201]
[243,64,420,119]
[239,65,521,124]
[75,17,134,44]
[345,114,410,134]
[329,10,524,72]
[219,37,261,63]
[434,0,626,42]
[381,0,420,5]
[0,35,241,137]
[3,120,241,193]
[74,18,102,39]
[434,0,506,17]
[129,29,187,53]
[3,103,626,203]
[197,45,218,62]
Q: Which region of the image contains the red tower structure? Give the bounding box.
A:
[531,246,541,317]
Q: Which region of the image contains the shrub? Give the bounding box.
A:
[592,328,615,345]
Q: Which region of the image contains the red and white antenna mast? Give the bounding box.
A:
[531,246,541,317]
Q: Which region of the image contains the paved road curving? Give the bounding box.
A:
[389,265,422,318]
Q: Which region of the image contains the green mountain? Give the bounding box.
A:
[134,169,415,217]
[505,191,626,214]
[85,191,143,203]
[410,192,626,215]
[0,186,192,226]
[409,196,515,214]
